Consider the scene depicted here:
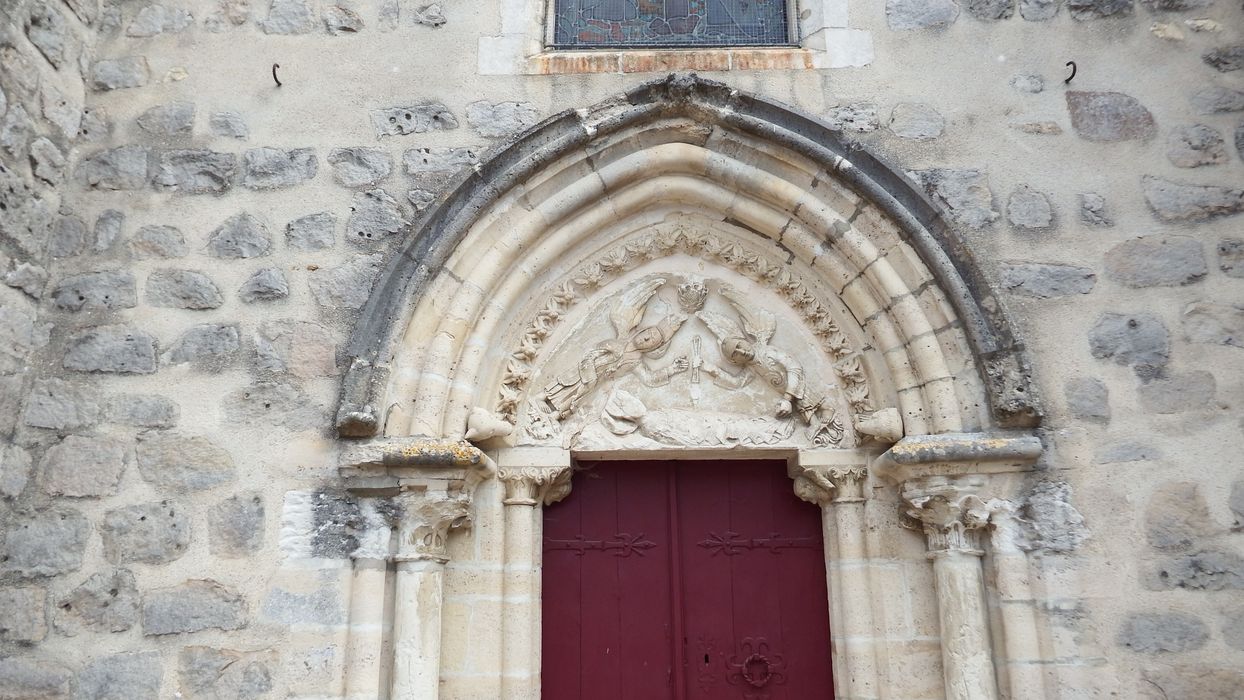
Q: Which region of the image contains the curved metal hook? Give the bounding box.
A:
[272,63,282,87]
[1064,61,1076,84]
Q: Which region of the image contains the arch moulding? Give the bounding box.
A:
[332,75,1047,700]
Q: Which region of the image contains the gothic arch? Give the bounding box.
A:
[334,74,1042,442]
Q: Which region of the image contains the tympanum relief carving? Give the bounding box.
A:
[482,224,904,451]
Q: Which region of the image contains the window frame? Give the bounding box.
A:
[543,0,801,51]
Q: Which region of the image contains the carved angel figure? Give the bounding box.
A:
[696,285,817,422]
[540,278,689,421]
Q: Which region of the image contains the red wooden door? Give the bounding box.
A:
[542,460,833,700]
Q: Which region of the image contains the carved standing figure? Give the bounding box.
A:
[540,278,689,420]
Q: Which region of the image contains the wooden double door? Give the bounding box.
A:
[542,460,834,699]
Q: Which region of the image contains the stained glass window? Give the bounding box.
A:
[552,0,791,48]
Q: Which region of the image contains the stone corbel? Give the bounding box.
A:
[339,437,497,493]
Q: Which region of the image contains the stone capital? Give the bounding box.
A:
[393,490,471,564]
[902,475,994,556]
[791,464,868,506]
[498,465,573,506]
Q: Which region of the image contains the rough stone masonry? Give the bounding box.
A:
[1,0,1243,697]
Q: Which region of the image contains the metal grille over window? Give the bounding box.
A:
[552,0,790,48]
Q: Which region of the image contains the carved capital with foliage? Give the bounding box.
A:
[499,465,574,507]
[791,465,868,506]
[394,490,471,564]
[901,475,994,556]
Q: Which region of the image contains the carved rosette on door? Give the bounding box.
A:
[726,637,788,699]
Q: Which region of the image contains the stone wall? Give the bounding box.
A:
[0,0,1242,697]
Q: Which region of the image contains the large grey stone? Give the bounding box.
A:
[261,586,345,625]
[76,651,163,700]
[1064,377,1109,421]
[23,378,100,431]
[1203,45,1244,72]
[223,381,324,431]
[47,216,88,258]
[466,101,540,139]
[93,210,124,252]
[1021,481,1090,553]
[370,104,458,137]
[0,657,72,699]
[63,325,158,374]
[163,324,240,369]
[1006,185,1053,229]
[208,213,272,258]
[1067,0,1133,19]
[179,646,274,699]
[39,435,126,498]
[136,101,195,135]
[209,111,248,139]
[1139,371,1216,413]
[51,271,137,311]
[286,212,335,250]
[261,0,317,33]
[54,569,140,635]
[106,394,179,428]
[0,162,54,256]
[241,147,317,189]
[1142,176,1244,222]
[1018,0,1059,19]
[888,103,944,139]
[1166,124,1227,167]
[965,0,1014,19]
[825,102,879,132]
[324,4,363,33]
[1140,665,1244,700]
[135,432,236,492]
[77,145,149,190]
[1183,301,1244,349]
[147,270,224,310]
[402,146,480,174]
[1192,87,1244,114]
[413,2,446,26]
[327,147,392,187]
[1149,550,1244,591]
[30,138,66,185]
[907,169,998,229]
[309,254,384,309]
[1066,91,1155,142]
[255,320,338,378]
[379,0,399,29]
[153,150,236,194]
[1139,0,1211,8]
[5,262,49,298]
[347,188,408,243]
[1,105,35,161]
[26,4,73,68]
[126,4,193,36]
[886,0,960,28]
[1079,192,1112,226]
[1147,482,1217,551]
[209,493,264,557]
[1088,312,1169,377]
[131,225,187,259]
[102,501,191,565]
[1104,236,1206,288]
[142,580,247,635]
[999,262,1095,298]
[239,268,289,303]
[90,57,149,91]
[1,302,48,372]
[0,444,32,498]
[1118,613,1207,653]
[2,508,90,577]
[0,587,46,642]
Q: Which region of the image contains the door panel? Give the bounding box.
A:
[543,460,833,700]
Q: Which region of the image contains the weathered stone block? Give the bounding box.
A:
[403,146,480,174]
[1088,313,1169,377]
[39,435,126,498]
[0,444,32,498]
[999,262,1095,298]
[327,147,392,187]
[1,302,49,373]
[163,323,240,370]
[965,0,1014,19]
[179,646,274,699]
[347,189,408,243]
[91,57,149,91]
[466,101,540,139]
[209,111,248,139]
[77,145,149,190]
[413,2,445,26]
[1118,612,1207,653]
[1149,550,1244,591]
[23,378,100,431]
[26,4,73,68]
[907,169,998,229]
[261,586,344,625]
[136,432,235,492]
[209,493,265,557]
[826,102,879,132]
[1147,482,1217,552]
[1166,124,1227,167]
[2,508,90,577]
[1142,176,1244,222]
[153,150,237,194]
[102,501,191,565]
[1066,91,1155,142]
[1104,236,1206,287]
[93,210,124,252]
[142,580,247,635]
[136,102,195,135]
[131,225,187,259]
[1079,192,1112,226]
[241,147,317,189]
[51,271,137,311]
[127,4,193,36]
[286,212,335,250]
[1067,0,1133,19]
[29,137,65,185]
[886,0,959,28]
[63,325,158,375]
[255,320,338,377]
[888,103,944,139]
[1021,481,1090,553]
[0,657,72,699]
[54,569,140,635]
[371,104,458,137]
[1064,377,1109,421]
[208,213,272,258]
[77,651,163,700]
[146,270,224,310]
[0,587,46,642]
[1019,0,1059,20]
[47,216,88,258]
[239,268,289,303]
[5,262,49,298]
[1192,87,1244,114]
[261,0,317,33]
[1203,45,1244,72]
[1139,371,1216,414]
[223,381,324,431]
[324,4,363,33]
[309,254,383,308]
[408,188,436,211]
[106,394,178,428]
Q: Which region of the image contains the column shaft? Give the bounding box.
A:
[391,561,447,698]
[343,559,389,699]
[930,551,999,700]
[833,498,879,700]
[501,502,538,699]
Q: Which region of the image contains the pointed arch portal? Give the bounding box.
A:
[334,76,1047,700]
